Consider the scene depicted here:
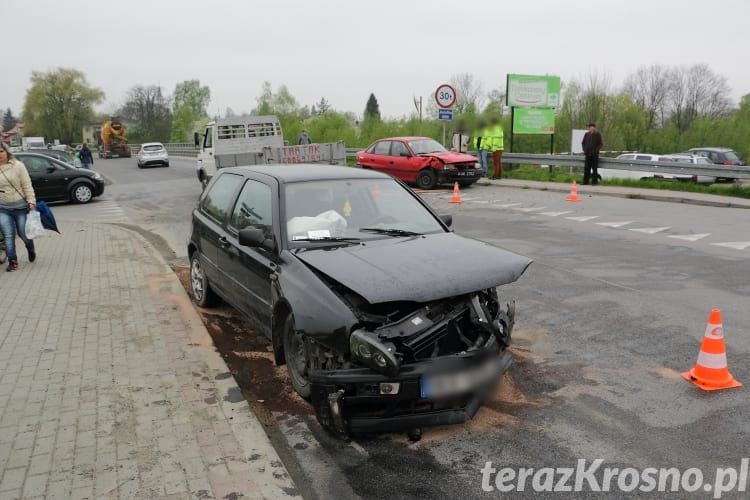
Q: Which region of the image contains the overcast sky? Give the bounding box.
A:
[3,0,749,119]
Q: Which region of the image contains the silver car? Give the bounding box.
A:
[137,142,169,168]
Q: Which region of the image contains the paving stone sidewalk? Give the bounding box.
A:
[0,222,299,499]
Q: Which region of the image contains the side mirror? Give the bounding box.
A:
[439,214,453,227]
[238,227,276,252]
[193,132,200,148]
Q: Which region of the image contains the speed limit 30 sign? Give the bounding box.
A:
[435,84,456,109]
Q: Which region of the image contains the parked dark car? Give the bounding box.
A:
[684,147,745,182]
[188,165,531,436]
[15,152,105,203]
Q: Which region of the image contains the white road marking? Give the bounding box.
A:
[565,215,600,222]
[514,206,547,212]
[492,202,522,208]
[711,241,750,250]
[468,200,490,204]
[596,221,635,228]
[668,233,711,242]
[629,226,671,234]
[540,211,573,217]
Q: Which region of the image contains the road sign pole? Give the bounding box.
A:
[442,122,446,147]
[510,107,515,153]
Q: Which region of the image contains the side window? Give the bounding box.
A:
[635,155,652,161]
[229,180,273,240]
[203,127,213,149]
[20,156,51,174]
[708,152,719,162]
[373,141,391,155]
[200,173,242,223]
[391,142,408,157]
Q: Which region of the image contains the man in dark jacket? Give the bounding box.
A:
[581,123,603,185]
[80,143,94,169]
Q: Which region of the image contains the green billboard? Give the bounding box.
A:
[506,74,561,108]
[513,107,555,135]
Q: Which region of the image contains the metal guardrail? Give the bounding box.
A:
[343,148,750,180]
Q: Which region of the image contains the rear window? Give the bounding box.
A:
[724,151,740,162]
[143,145,163,152]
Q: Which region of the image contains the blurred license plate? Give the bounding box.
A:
[457,171,476,177]
[420,359,501,399]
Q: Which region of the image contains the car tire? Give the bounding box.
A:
[164,161,170,168]
[282,314,311,400]
[190,254,219,307]
[70,183,94,204]
[415,169,437,190]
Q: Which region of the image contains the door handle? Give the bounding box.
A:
[218,236,229,246]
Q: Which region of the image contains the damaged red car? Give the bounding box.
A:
[188,165,531,437]
[356,136,481,190]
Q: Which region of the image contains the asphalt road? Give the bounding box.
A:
[52,158,750,499]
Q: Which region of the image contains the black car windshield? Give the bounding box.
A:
[408,139,446,155]
[284,178,445,244]
[143,145,164,151]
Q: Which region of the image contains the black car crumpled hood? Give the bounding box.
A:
[293,232,532,304]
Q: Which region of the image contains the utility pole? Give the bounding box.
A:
[413,96,422,135]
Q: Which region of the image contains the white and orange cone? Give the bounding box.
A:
[682,309,742,391]
[449,181,462,204]
[566,180,581,202]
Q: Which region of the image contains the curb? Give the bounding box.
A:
[476,180,750,209]
[112,223,300,499]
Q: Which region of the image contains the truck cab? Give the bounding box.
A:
[195,115,284,187]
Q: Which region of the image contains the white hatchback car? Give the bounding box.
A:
[137,142,169,168]
[599,153,712,183]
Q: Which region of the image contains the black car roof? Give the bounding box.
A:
[220,164,390,183]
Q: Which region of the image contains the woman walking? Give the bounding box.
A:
[0,143,37,271]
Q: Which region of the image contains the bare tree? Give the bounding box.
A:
[486,87,506,115]
[666,64,731,132]
[120,85,172,142]
[624,65,670,128]
[449,73,485,113]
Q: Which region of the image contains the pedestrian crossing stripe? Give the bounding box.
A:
[710,241,750,250]
[565,215,599,222]
[596,221,634,228]
[668,233,710,242]
[629,227,670,234]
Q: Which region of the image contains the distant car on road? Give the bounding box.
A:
[15,152,105,204]
[187,165,531,436]
[356,137,481,190]
[137,142,169,168]
[599,153,692,182]
[683,147,744,182]
[661,154,716,183]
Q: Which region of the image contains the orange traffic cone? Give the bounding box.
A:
[682,309,742,391]
[566,180,581,202]
[449,181,462,204]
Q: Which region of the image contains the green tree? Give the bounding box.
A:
[120,85,172,142]
[364,93,381,120]
[170,79,210,142]
[22,68,104,144]
[3,108,16,131]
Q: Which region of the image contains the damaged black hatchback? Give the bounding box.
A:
[188,165,531,436]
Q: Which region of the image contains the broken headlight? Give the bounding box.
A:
[349,329,401,377]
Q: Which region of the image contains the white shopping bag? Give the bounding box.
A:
[24,210,47,239]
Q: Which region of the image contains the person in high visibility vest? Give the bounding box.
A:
[483,118,505,179]
[472,118,488,176]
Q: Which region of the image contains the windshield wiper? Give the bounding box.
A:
[292,236,361,242]
[359,227,423,237]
